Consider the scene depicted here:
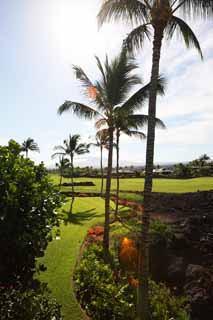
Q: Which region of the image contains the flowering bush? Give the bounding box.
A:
[74,244,190,320]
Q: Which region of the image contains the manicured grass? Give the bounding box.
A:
[38,175,213,319]
[50,174,213,193]
[37,197,105,320]
[118,192,144,203]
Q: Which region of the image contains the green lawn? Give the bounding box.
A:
[50,174,213,193]
[37,197,105,320]
[38,175,213,320]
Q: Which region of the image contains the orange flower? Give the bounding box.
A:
[128,275,139,288]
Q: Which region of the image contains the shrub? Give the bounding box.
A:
[74,245,135,320]
[150,219,174,246]
[74,244,190,320]
[0,285,62,320]
[0,140,62,286]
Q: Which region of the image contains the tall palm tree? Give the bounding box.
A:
[53,134,90,213]
[22,138,39,158]
[58,48,163,261]
[97,105,165,217]
[89,130,109,196]
[97,2,212,318]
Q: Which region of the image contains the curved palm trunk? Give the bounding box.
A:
[103,124,114,262]
[70,154,74,215]
[115,130,120,217]
[137,27,164,320]
[100,145,104,196]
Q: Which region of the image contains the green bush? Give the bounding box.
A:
[0,140,62,286]
[74,244,190,320]
[150,219,174,246]
[0,285,62,320]
[74,245,135,320]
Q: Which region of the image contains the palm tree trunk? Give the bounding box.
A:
[70,154,74,215]
[59,168,63,189]
[115,130,120,217]
[26,150,28,158]
[100,145,104,196]
[103,123,114,262]
[137,26,164,320]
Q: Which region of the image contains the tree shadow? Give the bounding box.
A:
[62,208,102,225]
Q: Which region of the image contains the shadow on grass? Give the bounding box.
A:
[62,208,102,225]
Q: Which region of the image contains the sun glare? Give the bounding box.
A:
[48,1,101,62]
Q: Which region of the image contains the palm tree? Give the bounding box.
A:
[89,130,109,196]
[53,134,90,213]
[58,48,164,261]
[97,2,212,318]
[199,153,210,167]
[51,153,70,188]
[97,104,165,217]
[22,138,39,158]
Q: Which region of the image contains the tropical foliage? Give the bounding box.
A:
[74,244,190,320]
[0,140,62,286]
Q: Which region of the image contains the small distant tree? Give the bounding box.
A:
[0,140,62,287]
[199,154,210,167]
[174,163,192,178]
[53,135,90,214]
[21,137,40,158]
[89,130,109,195]
[52,153,70,188]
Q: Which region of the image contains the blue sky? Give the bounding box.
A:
[0,0,213,167]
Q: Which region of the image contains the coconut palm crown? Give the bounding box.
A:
[22,138,40,158]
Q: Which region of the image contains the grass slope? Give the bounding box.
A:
[39,175,213,319]
[38,197,105,320]
[50,174,213,193]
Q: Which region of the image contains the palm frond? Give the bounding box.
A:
[127,114,149,129]
[154,117,166,129]
[123,129,146,139]
[73,65,94,88]
[101,48,142,106]
[97,0,149,27]
[120,83,149,113]
[53,145,66,153]
[124,23,151,52]
[75,143,90,155]
[127,114,166,130]
[58,101,101,119]
[177,0,213,17]
[95,56,107,86]
[166,15,203,59]
[51,151,66,160]
[95,118,107,129]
